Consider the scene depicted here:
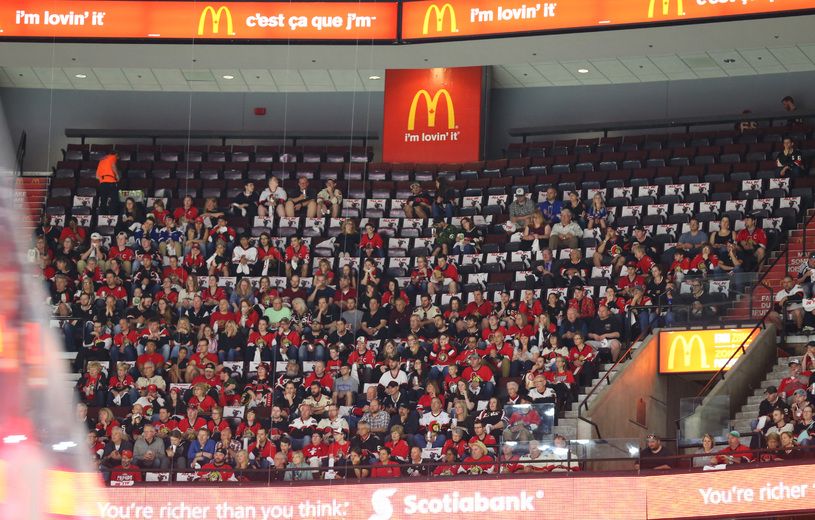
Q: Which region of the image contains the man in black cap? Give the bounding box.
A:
[197,448,234,481]
[636,433,674,470]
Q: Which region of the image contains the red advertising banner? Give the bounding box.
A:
[0,1,398,40]
[382,66,483,164]
[401,0,815,40]
[71,463,815,519]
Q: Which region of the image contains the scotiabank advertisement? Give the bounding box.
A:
[382,67,484,164]
[86,464,815,519]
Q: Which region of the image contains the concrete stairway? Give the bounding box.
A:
[13,175,50,234]
[725,208,815,322]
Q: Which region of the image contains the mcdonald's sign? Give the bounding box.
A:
[648,0,684,18]
[383,66,482,163]
[422,3,458,35]
[197,5,234,36]
[658,329,756,374]
[407,89,455,131]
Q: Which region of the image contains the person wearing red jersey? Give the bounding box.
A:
[459,441,496,475]
[275,318,301,359]
[187,383,217,414]
[209,298,238,331]
[484,330,514,379]
[359,223,385,257]
[110,450,142,486]
[736,214,767,266]
[408,256,433,298]
[173,195,199,224]
[248,427,277,467]
[711,431,754,465]
[303,431,329,466]
[183,242,206,275]
[107,362,135,407]
[138,319,170,359]
[347,337,377,384]
[469,421,497,450]
[208,215,236,247]
[197,449,235,482]
[285,236,310,277]
[107,233,135,274]
[462,353,496,399]
[569,333,598,387]
[434,255,460,282]
[161,256,189,286]
[442,427,469,459]
[303,361,334,391]
[518,289,543,318]
[462,289,493,319]
[152,406,178,439]
[97,271,128,301]
[136,340,165,374]
[547,356,577,405]
[177,407,208,441]
[778,359,807,399]
[384,426,410,463]
[434,448,461,477]
[371,447,401,478]
[246,317,275,362]
[616,268,646,298]
[567,285,596,320]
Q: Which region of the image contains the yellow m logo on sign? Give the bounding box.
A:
[648,0,684,18]
[666,334,708,371]
[197,5,233,36]
[422,3,457,35]
[407,89,455,131]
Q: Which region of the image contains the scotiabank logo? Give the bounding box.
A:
[197,5,234,36]
[665,334,707,371]
[408,89,455,131]
[369,487,544,519]
[648,0,684,18]
[423,3,458,34]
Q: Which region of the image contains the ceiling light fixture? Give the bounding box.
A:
[368,75,381,80]
[74,73,87,79]
[222,75,235,80]
[577,69,589,74]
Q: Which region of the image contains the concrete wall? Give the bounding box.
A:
[684,324,778,439]
[5,69,815,170]
[0,89,384,172]
[0,97,17,178]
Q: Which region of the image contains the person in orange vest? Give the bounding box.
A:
[96,152,120,214]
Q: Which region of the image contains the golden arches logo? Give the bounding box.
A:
[648,0,684,18]
[422,3,457,35]
[666,334,708,371]
[407,89,456,131]
[197,5,233,36]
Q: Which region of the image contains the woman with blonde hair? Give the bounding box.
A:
[693,433,717,467]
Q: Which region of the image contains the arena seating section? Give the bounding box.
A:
[45,121,815,482]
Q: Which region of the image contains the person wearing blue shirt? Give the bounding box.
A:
[158,215,184,257]
[187,428,216,468]
[538,187,563,224]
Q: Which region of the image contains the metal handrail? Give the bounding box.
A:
[508,111,814,141]
[105,443,815,486]
[694,308,772,399]
[15,131,26,176]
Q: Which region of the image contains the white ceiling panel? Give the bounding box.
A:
[738,48,786,74]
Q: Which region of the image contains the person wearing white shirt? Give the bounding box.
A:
[231,235,258,276]
[258,176,288,219]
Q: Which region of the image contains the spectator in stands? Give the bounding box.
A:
[675,217,708,257]
[736,214,766,267]
[96,151,120,214]
[538,187,562,224]
[521,212,550,251]
[778,360,807,401]
[636,433,673,470]
[782,95,804,126]
[433,177,456,220]
[712,431,753,465]
[797,253,815,298]
[258,176,287,218]
[508,188,536,226]
[777,136,805,178]
[230,181,259,221]
[404,182,432,219]
[692,433,717,468]
[133,424,167,470]
[549,209,582,250]
[316,178,343,218]
[285,177,318,218]
[431,219,460,257]
[586,193,609,231]
[770,276,805,331]
[586,304,623,362]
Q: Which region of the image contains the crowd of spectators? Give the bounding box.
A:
[32,150,780,483]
